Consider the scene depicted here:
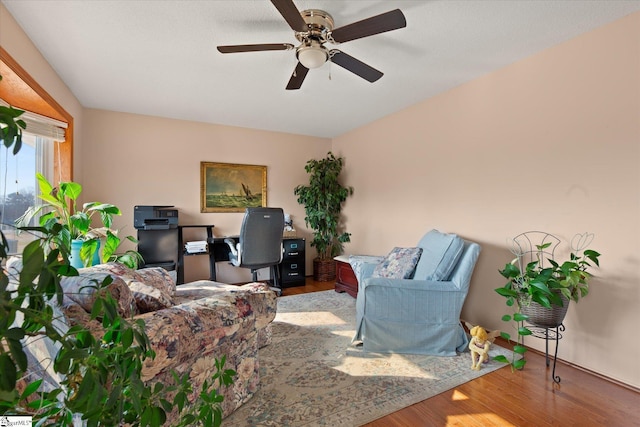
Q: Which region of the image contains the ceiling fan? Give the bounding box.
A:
[217,0,407,90]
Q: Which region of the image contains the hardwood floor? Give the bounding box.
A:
[281,278,640,427]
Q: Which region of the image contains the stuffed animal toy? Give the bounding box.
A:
[465,322,501,371]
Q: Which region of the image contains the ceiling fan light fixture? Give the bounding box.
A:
[297,44,328,69]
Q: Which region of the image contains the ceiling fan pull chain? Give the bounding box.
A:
[328,49,337,80]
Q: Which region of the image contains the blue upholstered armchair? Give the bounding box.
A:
[352,230,481,356]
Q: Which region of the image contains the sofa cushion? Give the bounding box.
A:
[135,267,176,297]
[175,281,277,328]
[127,282,172,313]
[372,247,423,279]
[413,230,464,281]
[128,268,176,313]
[61,272,137,317]
[85,262,144,282]
[87,263,176,314]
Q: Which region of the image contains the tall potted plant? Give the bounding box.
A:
[294,152,353,281]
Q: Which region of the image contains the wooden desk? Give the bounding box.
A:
[177,225,218,284]
[180,233,305,286]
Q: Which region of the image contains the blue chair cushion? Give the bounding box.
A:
[372,247,423,279]
[413,230,464,281]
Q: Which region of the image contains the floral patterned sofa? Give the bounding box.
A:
[19,261,278,422]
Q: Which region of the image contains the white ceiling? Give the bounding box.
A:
[3,1,640,138]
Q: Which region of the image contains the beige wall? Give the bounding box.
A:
[4,1,639,388]
[81,109,330,283]
[334,13,640,388]
[0,3,84,179]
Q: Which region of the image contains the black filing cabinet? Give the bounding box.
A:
[279,238,305,287]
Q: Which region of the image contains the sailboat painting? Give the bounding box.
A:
[201,162,267,212]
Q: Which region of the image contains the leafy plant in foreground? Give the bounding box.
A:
[0,78,234,425]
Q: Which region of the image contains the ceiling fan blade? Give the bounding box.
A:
[270,0,308,32]
[217,43,294,53]
[329,50,383,83]
[286,62,309,90]
[331,9,406,43]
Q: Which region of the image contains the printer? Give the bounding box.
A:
[134,205,178,230]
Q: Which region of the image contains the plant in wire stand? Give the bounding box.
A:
[493,232,601,370]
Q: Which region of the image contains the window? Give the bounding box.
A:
[1,49,73,255]
[1,48,74,184]
[0,133,54,255]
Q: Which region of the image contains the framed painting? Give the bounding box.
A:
[200,162,267,213]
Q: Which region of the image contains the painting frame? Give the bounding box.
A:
[200,162,267,213]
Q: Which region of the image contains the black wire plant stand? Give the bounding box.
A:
[508,231,566,384]
[527,324,565,384]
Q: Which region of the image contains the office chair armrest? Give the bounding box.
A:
[224,238,241,264]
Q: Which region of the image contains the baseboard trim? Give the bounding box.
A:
[493,336,639,393]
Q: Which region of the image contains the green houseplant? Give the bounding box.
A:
[0,100,26,156]
[17,173,141,268]
[494,232,601,370]
[0,78,234,425]
[294,152,353,281]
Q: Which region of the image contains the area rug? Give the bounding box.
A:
[223,290,511,427]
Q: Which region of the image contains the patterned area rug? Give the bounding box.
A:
[223,290,511,427]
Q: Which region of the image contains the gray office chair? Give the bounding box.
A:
[225,207,285,294]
